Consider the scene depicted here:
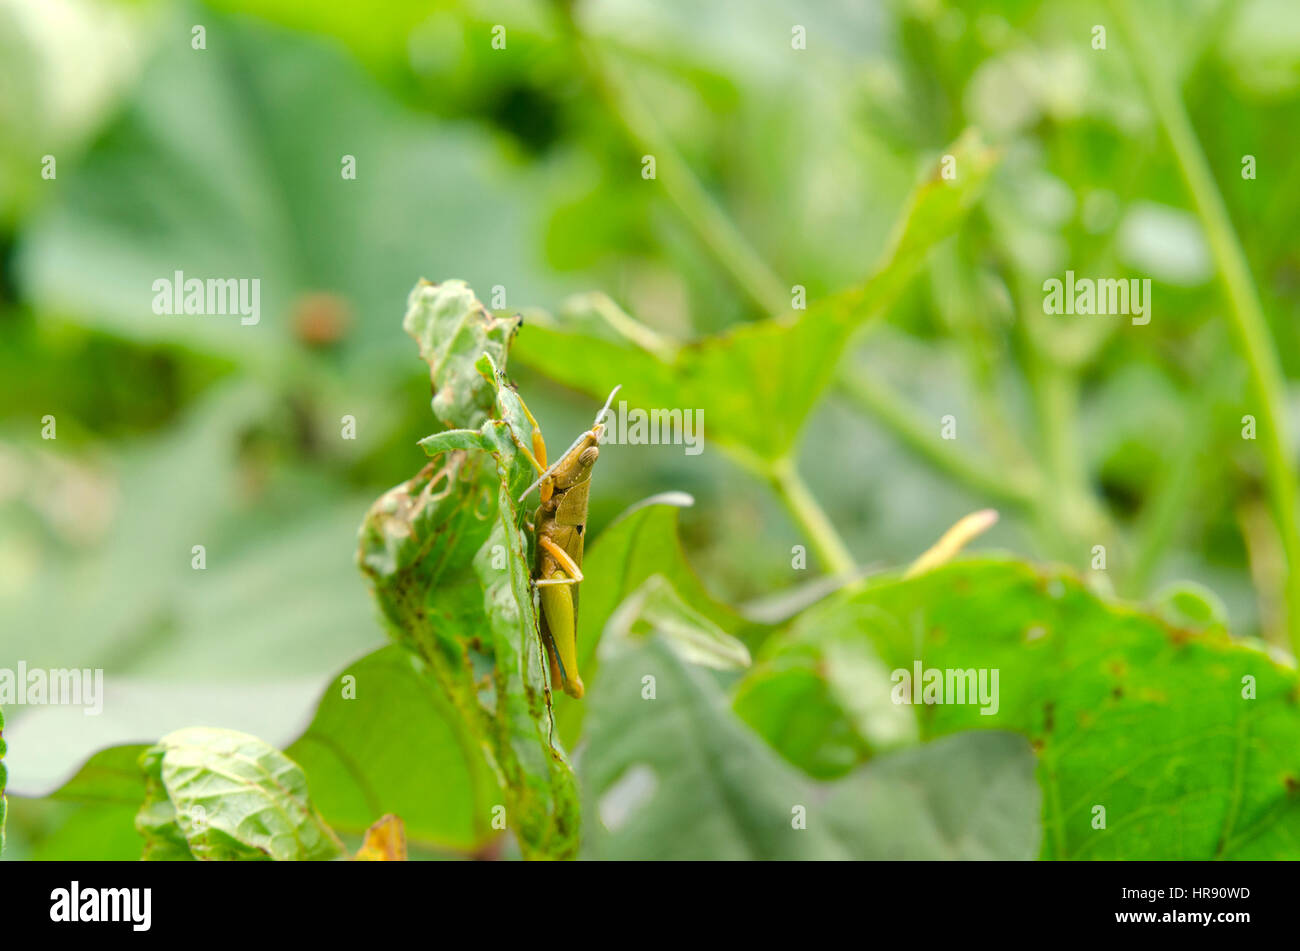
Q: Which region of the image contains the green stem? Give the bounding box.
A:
[1034,364,1078,528]
[761,453,857,578]
[1128,357,1234,593]
[563,25,788,318]
[1025,337,1117,563]
[1128,435,1203,595]
[1003,300,1111,568]
[581,291,679,361]
[835,371,1039,513]
[1113,0,1300,652]
[929,245,1039,478]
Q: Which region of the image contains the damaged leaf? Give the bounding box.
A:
[135,727,343,861]
[357,279,579,859]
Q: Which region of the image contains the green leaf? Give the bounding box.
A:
[579,633,1039,859]
[357,280,578,859]
[603,574,751,671]
[819,730,1042,860]
[23,802,149,862]
[734,615,918,780]
[758,558,1300,859]
[579,494,771,667]
[45,745,149,860]
[53,744,149,806]
[33,641,510,860]
[135,727,344,861]
[512,131,999,463]
[1,745,150,861]
[286,646,503,854]
[733,658,873,780]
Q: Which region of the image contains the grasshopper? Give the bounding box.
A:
[516,385,621,700]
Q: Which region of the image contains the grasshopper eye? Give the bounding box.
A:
[579,447,599,466]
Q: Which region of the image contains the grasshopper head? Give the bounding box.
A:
[517,385,620,503]
[551,433,600,490]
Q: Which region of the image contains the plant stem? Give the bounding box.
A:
[1127,428,1204,594]
[835,370,1039,512]
[1128,356,1233,594]
[563,25,788,318]
[765,454,858,579]
[582,291,679,361]
[1114,0,1300,652]
[929,244,1040,478]
[1031,361,1080,539]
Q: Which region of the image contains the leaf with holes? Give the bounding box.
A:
[135,727,343,861]
[357,279,578,859]
[740,558,1300,858]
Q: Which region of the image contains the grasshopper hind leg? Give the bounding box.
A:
[538,574,583,699]
[533,577,577,703]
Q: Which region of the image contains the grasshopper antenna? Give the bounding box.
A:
[519,461,560,503]
[594,384,621,426]
[518,384,623,503]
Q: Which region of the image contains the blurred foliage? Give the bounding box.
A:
[4,0,1300,860]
